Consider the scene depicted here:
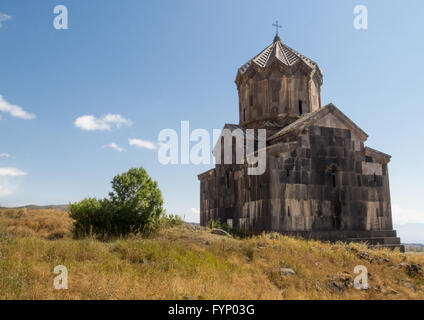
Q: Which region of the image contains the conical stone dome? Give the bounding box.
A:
[235,36,323,128]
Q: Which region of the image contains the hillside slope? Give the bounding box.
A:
[0,209,423,300]
[0,204,68,211]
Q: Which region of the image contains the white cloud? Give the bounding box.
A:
[74,114,132,131]
[0,167,26,198]
[104,142,125,152]
[0,167,27,177]
[129,138,157,150]
[0,179,14,197]
[0,13,12,28]
[0,95,36,120]
[392,204,424,225]
[181,208,200,223]
[0,153,13,158]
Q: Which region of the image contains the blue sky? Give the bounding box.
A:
[0,0,423,229]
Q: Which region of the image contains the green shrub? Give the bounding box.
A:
[70,167,165,238]
[69,198,113,237]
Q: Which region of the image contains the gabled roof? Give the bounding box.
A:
[238,35,322,78]
[268,103,369,142]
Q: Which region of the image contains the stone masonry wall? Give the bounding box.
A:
[199,123,393,240]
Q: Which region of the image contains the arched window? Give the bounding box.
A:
[299,100,303,115]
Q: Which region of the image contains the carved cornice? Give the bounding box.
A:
[235,58,316,90]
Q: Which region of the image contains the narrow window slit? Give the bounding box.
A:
[332,169,336,188]
[226,171,230,188]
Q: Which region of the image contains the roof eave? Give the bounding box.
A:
[365,147,392,164]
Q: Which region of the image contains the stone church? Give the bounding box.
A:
[198,34,402,249]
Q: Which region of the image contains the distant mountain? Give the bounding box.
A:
[394,224,424,245]
[404,243,424,252]
[0,204,68,211]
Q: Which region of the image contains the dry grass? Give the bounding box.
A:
[0,209,423,300]
[0,208,73,239]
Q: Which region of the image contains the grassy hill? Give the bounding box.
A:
[0,204,68,211]
[0,208,423,300]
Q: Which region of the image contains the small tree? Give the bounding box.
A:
[109,167,164,235]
